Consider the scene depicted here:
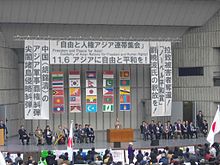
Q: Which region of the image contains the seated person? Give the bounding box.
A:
[86,124,95,143]
[55,125,65,145]
[44,125,53,145]
[189,122,198,138]
[174,120,183,139]
[181,121,188,139]
[35,126,44,145]
[115,118,122,129]
[18,125,30,145]
[78,124,86,143]
[202,120,208,137]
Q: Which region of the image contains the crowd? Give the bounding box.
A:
[18,123,95,145]
[140,111,208,141]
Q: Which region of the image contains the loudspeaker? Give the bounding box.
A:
[150,139,159,146]
[113,142,121,148]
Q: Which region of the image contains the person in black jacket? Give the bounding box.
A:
[196,111,204,131]
[44,125,53,145]
[136,150,144,163]
[148,120,156,140]
[87,124,95,143]
[18,125,30,145]
[202,120,208,137]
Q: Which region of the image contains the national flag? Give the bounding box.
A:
[0,152,6,165]
[120,71,130,78]
[86,104,97,112]
[53,97,64,104]
[103,88,113,95]
[103,96,114,104]
[69,70,80,76]
[103,71,114,78]
[52,81,64,87]
[53,105,64,112]
[207,105,220,146]
[86,80,97,87]
[103,79,114,87]
[69,79,80,87]
[52,76,63,81]
[53,90,64,96]
[69,88,81,96]
[67,120,74,158]
[86,96,97,104]
[69,96,81,103]
[120,80,130,86]
[120,104,131,111]
[103,104,114,112]
[120,86,130,95]
[86,71,96,78]
[120,95,131,103]
[70,105,81,113]
[86,88,97,95]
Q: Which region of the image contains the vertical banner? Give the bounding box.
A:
[86,71,97,112]
[103,71,114,112]
[150,42,172,116]
[119,71,131,111]
[69,71,81,113]
[52,72,65,113]
[24,40,49,120]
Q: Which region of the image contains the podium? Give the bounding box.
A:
[0,129,4,145]
[107,128,134,143]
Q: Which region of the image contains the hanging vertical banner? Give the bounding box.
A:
[69,70,81,113]
[52,72,65,113]
[150,42,172,116]
[86,71,97,112]
[119,71,131,111]
[24,40,49,120]
[103,71,114,112]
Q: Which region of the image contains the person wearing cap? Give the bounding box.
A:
[128,142,135,164]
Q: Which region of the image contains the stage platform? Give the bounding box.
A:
[0,130,213,152]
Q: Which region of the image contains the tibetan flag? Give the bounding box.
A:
[86,88,97,96]
[120,71,130,78]
[120,80,130,86]
[103,96,114,104]
[53,105,64,112]
[86,71,96,78]
[207,105,220,146]
[86,104,97,112]
[103,70,114,78]
[86,80,97,87]
[53,97,64,104]
[120,86,130,95]
[69,88,81,96]
[86,96,97,104]
[120,104,131,111]
[70,105,81,113]
[103,88,113,95]
[53,90,64,96]
[69,79,80,87]
[103,79,114,88]
[103,104,114,112]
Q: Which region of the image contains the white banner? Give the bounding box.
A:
[150,42,172,116]
[50,40,150,64]
[24,40,49,120]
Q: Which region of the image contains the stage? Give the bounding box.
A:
[0,130,213,153]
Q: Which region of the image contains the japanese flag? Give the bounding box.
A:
[67,120,74,159]
[0,152,6,165]
[207,105,220,146]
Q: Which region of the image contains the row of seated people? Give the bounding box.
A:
[140,119,208,141]
[18,123,95,145]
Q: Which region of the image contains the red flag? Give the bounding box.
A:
[67,121,74,157]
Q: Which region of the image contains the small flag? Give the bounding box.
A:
[86,88,97,95]
[69,79,80,87]
[103,96,114,104]
[53,90,64,96]
[86,96,97,104]
[103,71,114,78]
[103,88,114,95]
[69,96,81,103]
[103,104,114,112]
[53,97,64,104]
[86,104,97,112]
[120,80,130,86]
[119,86,130,95]
[207,105,220,146]
[53,105,64,112]
[86,80,97,87]
[120,71,130,78]
[103,79,114,87]
[70,105,81,113]
[120,104,131,111]
[69,88,81,96]
[120,95,131,103]
[86,71,96,78]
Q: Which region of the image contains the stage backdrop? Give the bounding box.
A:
[24,40,172,119]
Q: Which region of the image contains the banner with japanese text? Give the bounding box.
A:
[150,42,172,116]
[86,71,97,112]
[52,72,65,113]
[119,71,131,111]
[69,70,81,113]
[103,71,114,112]
[50,40,149,64]
[24,40,49,120]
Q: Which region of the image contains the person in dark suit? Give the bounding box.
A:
[18,125,30,145]
[148,120,156,140]
[143,122,150,141]
[196,111,204,131]
[87,124,95,143]
[44,125,53,145]
[202,120,208,137]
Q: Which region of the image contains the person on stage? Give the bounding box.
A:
[35,126,44,145]
[18,125,30,145]
[44,125,53,145]
[114,118,122,129]
[0,120,8,140]
[202,120,208,137]
[55,125,65,145]
[87,124,95,143]
[196,110,204,131]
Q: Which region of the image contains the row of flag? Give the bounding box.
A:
[52,70,131,113]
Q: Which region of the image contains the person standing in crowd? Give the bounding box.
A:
[128,142,135,164]
[136,150,144,164]
[18,125,30,145]
[0,120,8,139]
[15,153,23,165]
[4,152,12,164]
[196,110,204,131]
